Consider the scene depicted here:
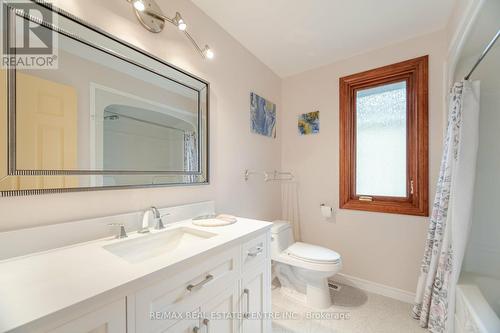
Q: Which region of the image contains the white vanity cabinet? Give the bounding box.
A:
[161,317,200,333]
[130,231,271,333]
[199,283,240,333]
[45,299,126,333]
[16,298,128,333]
[132,246,241,332]
[241,269,268,333]
[1,215,272,333]
[158,285,240,333]
[240,233,271,333]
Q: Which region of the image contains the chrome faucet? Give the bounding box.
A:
[139,206,168,232]
[150,206,165,230]
[138,210,151,233]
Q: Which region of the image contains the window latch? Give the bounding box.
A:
[410,180,414,195]
[359,196,373,202]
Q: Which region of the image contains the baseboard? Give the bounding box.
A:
[331,273,416,304]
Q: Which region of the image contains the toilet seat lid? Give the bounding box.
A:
[286,242,341,264]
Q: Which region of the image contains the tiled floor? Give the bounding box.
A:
[271,283,427,333]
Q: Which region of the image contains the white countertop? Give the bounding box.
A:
[0,217,271,332]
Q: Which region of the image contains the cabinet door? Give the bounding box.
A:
[200,283,239,333]
[241,267,270,333]
[162,318,200,333]
[134,248,239,333]
[47,299,126,333]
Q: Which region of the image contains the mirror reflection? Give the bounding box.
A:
[0,3,208,194]
[15,23,200,173]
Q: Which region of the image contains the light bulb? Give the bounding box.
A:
[203,46,214,59]
[178,19,187,31]
[133,0,145,12]
[174,13,187,31]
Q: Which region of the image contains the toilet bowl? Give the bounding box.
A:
[271,221,342,308]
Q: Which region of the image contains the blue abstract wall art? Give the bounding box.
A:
[250,92,276,138]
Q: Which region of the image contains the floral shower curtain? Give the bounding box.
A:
[412,81,480,333]
[184,131,198,182]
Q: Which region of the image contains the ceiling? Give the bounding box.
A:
[191,0,457,77]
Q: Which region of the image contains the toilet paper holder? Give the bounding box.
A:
[320,204,333,218]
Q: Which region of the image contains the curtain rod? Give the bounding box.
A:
[464,29,500,80]
[103,110,188,133]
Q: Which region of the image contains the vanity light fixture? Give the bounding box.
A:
[127,0,214,59]
[132,0,146,12]
[203,45,214,59]
[173,12,187,31]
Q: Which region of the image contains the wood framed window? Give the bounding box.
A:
[339,56,428,216]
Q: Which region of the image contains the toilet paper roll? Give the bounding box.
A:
[321,205,332,218]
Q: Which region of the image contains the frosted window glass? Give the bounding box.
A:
[356,81,407,197]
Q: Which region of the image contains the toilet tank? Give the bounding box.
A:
[271,221,294,258]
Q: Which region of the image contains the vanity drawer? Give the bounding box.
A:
[241,232,268,271]
[134,247,239,333]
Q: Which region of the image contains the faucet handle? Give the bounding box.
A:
[153,212,170,230]
[154,217,166,230]
[108,223,128,239]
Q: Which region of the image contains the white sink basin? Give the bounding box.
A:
[103,227,217,263]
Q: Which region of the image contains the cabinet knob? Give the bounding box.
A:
[247,246,263,257]
[203,318,210,333]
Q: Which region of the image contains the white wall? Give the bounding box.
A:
[465,89,500,279]
[281,31,447,293]
[444,0,484,87]
[0,0,282,231]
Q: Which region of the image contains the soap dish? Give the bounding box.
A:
[192,214,237,227]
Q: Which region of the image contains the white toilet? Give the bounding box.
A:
[271,221,342,309]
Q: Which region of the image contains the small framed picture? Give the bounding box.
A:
[298,111,319,135]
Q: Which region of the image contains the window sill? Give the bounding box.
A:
[340,198,429,216]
